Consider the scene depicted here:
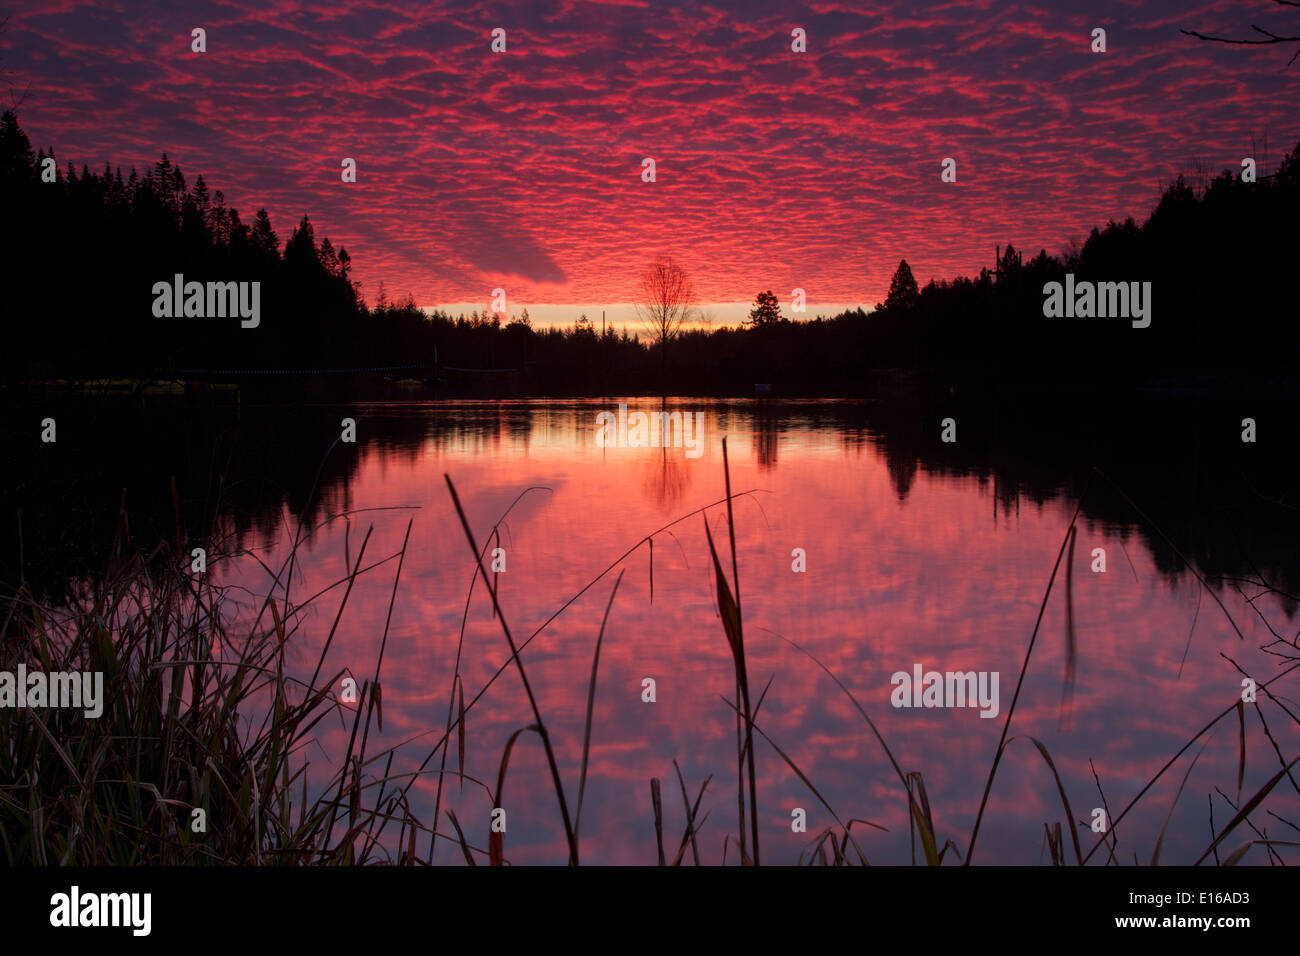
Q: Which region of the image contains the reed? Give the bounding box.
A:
[0,497,427,864]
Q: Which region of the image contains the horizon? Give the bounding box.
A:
[418,300,872,330]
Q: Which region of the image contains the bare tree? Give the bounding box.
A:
[1182,1,1300,66]
[634,255,699,387]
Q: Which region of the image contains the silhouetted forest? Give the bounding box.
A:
[2,111,1298,392]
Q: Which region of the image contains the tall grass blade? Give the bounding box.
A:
[1019,736,1083,865]
[906,772,941,866]
[720,696,878,864]
[967,486,1088,864]
[704,501,759,859]
[577,571,624,840]
[1060,525,1077,726]
[457,676,466,788]
[651,777,665,866]
[1151,745,1205,866]
[444,808,476,866]
[491,725,538,867]
[444,474,579,865]
[1236,700,1246,805]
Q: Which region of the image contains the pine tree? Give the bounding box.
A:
[883,259,919,310]
[210,189,228,246]
[153,155,173,209]
[249,208,279,266]
[284,214,318,271]
[191,174,210,221]
[319,235,340,277]
[0,111,36,180]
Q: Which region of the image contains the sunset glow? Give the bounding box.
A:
[8,1,1298,314]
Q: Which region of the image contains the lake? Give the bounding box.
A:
[9,391,1300,865]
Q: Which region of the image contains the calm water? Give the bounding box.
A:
[19,394,1299,864]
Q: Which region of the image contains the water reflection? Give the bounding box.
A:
[5,394,1299,864]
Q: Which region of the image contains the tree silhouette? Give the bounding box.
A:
[883,259,919,310]
[249,208,279,268]
[635,255,698,387]
[0,110,33,180]
[747,289,782,328]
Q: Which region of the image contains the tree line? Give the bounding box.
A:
[2,110,1297,393]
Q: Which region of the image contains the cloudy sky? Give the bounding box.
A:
[5,0,1299,326]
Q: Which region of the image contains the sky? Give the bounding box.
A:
[4,0,1300,327]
